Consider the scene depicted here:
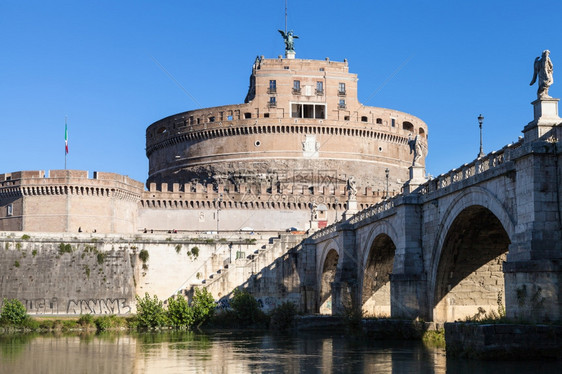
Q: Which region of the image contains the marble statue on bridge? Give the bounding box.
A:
[530,50,554,99]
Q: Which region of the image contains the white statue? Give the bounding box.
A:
[408,134,425,166]
[347,176,357,200]
[530,50,554,99]
[311,203,318,220]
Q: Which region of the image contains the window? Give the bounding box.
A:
[338,83,346,95]
[316,81,324,95]
[293,80,301,94]
[268,80,277,93]
[402,121,414,132]
[391,118,396,127]
[319,68,325,71]
[244,112,252,119]
[339,99,346,109]
[269,97,276,107]
[7,204,13,216]
[209,116,215,123]
[283,66,289,70]
[291,103,326,119]
[227,115,233,121]
[376,118,382,124]
[361,116,368,122]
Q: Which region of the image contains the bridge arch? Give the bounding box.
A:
[317,239,342,314]
[359,221,400,317]
[429,187,514,322]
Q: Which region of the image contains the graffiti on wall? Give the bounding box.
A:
[0,297,132,315]
[66,298,132,314]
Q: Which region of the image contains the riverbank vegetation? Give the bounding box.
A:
[0,291,298,334]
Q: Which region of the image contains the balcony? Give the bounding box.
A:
[292,88,301,95]
[267,88,277,94]
[338,90,346,96]
[315,89,324,96]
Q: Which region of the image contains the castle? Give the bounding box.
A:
[0,52,428,234]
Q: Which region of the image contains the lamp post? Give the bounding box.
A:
[478,114,485,158]
[334,197,338,223]
[228,242,233,265]
[385,168,389,199]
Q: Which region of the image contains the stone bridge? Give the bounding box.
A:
[297,98,562,323]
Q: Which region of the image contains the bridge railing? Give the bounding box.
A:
[309,196,399,242]
[419,139,522,195]
[309,222,338,241]
[348,198,396,225]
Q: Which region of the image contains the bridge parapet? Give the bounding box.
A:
[418,140,522,195]
[348,198,396,225]
[308,222,338,242]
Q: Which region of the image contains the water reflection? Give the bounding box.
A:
[0,331,560,373]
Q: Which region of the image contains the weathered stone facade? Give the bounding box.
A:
[145,57,428,193]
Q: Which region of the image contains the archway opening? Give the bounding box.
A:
[362,234,395,317]
[434,205,510,322]
[319,249,339,314]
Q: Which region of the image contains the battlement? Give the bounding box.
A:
[0,170,144,192]
[141,181,397,211]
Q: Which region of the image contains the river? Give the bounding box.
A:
[1,330,561,373]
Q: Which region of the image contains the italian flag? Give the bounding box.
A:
[65,121,68,154]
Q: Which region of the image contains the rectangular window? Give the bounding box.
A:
[268,80,277,93]
[269,97,276,107]
[339,99,346,109]
[7,204,13,216]
[291,103,326,119]
[338,83,346,95]
[293,80,300,92]
[316,81,324,95]
[391,118,396,127]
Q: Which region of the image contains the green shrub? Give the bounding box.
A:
[94,316,112,331]
[0,299,28,325]
[230,289,262,326]
[32,249,38,257]
[39,319,55,330]
[175,244,182,254]
[191,288,215,326]
[96,252,106,265]
[190,246,200,259]
[422,330,445,348]
[14,261,20,268]
[269,301,297,331]
[167,296,194,328]
[135,293,167,328]
[62,319,77,330]
[21,234,31,240]
[78,314,94,327]
[58,243,73,254]
[21,317,40,330]
[139,249,149,263]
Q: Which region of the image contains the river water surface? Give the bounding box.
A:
[1,330,561,373]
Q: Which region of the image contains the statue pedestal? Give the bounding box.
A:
[310,220,319,230]
[342,199,358,220]
[403,165,427,194]
[286,51,296,59]
[523,98,561,142]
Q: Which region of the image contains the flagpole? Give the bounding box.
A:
[65,116,68,170]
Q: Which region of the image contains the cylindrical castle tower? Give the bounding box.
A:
[146,56,428,196]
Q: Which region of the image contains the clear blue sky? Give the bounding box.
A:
[1,1,560,185]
